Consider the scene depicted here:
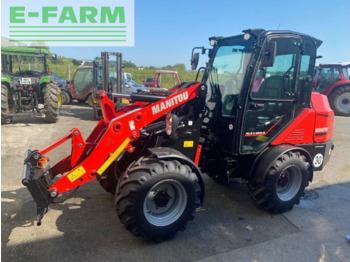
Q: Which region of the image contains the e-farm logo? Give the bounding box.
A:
[3,0,134,47]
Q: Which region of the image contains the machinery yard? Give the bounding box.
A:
[1,103,350,261]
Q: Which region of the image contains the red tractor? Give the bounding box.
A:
[143,70,181,88]
[23,29,334,242]
[314,63,350,116]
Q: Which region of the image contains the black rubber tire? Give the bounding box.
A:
[247,151,310,214]
[43,83,60,123]
[1,84,8,114]
[115,158,201,241]
[61,90,71,105]
[77,99,87,103]
[1,84,11,124]
[328,86,350,116]
[97,162,123,194]
[87,94,94,107]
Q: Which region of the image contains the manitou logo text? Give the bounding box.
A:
[152,91,189,115]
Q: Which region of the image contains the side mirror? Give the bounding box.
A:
[261,41,277,67]
[191,53,200,70]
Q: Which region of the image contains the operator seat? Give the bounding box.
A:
[253,76,284,99]
[222,95,238,117]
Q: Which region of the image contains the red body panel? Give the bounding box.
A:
[311,93,334,143]
[324,80,350,96]
[68,82,77,98]
[272,93,334,146]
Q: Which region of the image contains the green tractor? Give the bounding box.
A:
[1,46,61,124]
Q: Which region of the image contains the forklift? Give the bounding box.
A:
[91,52,127,119]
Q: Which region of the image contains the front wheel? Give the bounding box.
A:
[115,158,201,241]
[328,86,350,116]
[60,90,71,105]
[247,151,310,213]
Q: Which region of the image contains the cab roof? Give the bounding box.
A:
[318,62,350,67]
[1,46,49,55]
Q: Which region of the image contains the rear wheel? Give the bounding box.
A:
[247,151,309,213]
[115,158,201,241]
[43,82,60,123]
[1,84,12,124]
[61,90,71,105]
[87,94,94,107]
[328,86,350,116]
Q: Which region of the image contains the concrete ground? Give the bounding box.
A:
[1,103,350,262]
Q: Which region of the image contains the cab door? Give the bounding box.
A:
[240,36,303,153]
[73,68,93,99]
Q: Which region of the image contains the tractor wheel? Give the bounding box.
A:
[97,163,123,194]
[1,84,13,124]
[1,84,9,114]
[61,90,71,105]
[43,83,61,123]
[328,86,350,116]
[247,151,309,214]
[115,158,201,241]
[87,94,94,107]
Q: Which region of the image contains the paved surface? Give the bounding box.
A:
[1,103,350,262]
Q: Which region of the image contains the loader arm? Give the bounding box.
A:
[23,81,203,224]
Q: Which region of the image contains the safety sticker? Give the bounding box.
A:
[183,141,194,147]
[67,166,86,183]
[129,120,135,130]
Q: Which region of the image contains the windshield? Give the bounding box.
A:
[4,54,46,76]
[126,79,141,87]
[73,68,93,82]
[343,66,350,80]
[206,36,253,107]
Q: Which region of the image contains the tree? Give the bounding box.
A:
[173,63,186,72]
[123,60,137,68]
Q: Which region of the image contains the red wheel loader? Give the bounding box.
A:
[23,29,334,241]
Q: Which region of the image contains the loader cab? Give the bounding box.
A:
[202,30,319,158]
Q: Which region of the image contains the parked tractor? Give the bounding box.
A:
[143,70,181,88]
[314,63,350,116]
[1,47,61,123]
[23,29,334,242]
